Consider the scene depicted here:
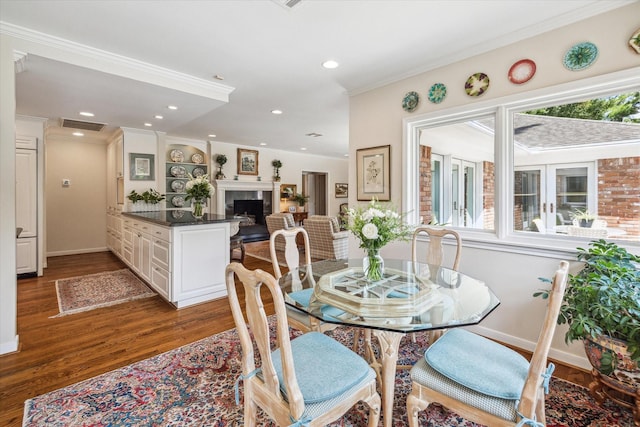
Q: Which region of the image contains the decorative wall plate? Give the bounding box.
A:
[171,180,186,192]
[171,196,185,207]
[563,42,598,71]
[508,59,536,84]
[191,153,204,164]
[170,149,184,162]
[171,210,185,219]
[402,91,420,112]
[629,28,640,54]
[170,165,187,177]
[192,167,205,177]
[464,73,490,97]
[428,83,447,104]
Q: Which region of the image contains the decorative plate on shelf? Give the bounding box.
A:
[427,83,447,104]
[172,196,185,207]
[170,149,184,162]
[171,210,185,219]
[563,42,598,71]
[191,153,204,164]
[465,73,490,97]
[402,91,420,112]
[171,180,186,192]
[170,165,187,177]
[192,167,206,177]
[508,59,536,84]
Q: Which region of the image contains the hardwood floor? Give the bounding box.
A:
[0,250,591,426]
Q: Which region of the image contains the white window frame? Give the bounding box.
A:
[402,67,640,257]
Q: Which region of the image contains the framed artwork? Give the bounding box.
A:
[280,184,296,199]
[129,153,155,180]
[356,145,390,201]
[237,148,259,175]
[335,183,348,198]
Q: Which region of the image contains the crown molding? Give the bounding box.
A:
[0,22,235,101]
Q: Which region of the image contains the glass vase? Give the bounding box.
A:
[191,198,206,220]
[363,249,384,282]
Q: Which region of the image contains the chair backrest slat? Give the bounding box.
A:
[412,226,462,270]
[269,227,311,280]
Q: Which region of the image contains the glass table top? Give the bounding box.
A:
[278,259,500,333]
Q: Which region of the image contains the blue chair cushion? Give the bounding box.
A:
[271,331,371,403]
[288,288,313,307]
[424,328,529,399]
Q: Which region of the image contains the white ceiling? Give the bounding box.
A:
[0,0,631,157]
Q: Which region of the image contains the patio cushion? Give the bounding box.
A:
[424,328,529,399]
[271,332,371,403]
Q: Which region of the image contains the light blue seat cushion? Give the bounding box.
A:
[424,328,529,399]
[271,331,372,403]
[288,289,345,321]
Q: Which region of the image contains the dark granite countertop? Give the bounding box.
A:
[122,211,241,227]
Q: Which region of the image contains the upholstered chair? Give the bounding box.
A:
[265,212,295,251]
[303,215,349,260]
[406,261,569,427]
[225,262,381,427]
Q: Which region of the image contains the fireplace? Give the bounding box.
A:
[213,180,279,242]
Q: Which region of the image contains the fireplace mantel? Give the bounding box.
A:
[213,180,278,216]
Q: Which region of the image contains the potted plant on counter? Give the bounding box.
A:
[534,239,640,416]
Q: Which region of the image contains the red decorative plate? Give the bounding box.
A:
[508,59,536,84]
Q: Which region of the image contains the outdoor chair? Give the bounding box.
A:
[225,262,381,427]
[406,261,569,427]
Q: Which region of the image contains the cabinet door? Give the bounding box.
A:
[15,149,37,238]
[140,233,152,281]
[16,237,37,274]
[132,231,142,273]
[151,238,170,271]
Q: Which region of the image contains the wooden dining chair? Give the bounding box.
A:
[225,262,381,427]
[411,226,462,271]
[269,227,334,333]
[406,260,569,427]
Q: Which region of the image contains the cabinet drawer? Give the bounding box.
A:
[122,244,133,265]
[149,224,171,242]
[150,263,170,300]
[123,226,134,246]
[151,238,171,271]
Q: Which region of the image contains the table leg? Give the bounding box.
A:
[370,330,403,427]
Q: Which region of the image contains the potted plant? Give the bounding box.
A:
[292,193,309,212]
[571,208,597,227]
[272,159,282,182]
[534,239,640,409]
[215,154,227,180]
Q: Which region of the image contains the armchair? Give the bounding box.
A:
[303,215,349,260]
[265,213,295,251]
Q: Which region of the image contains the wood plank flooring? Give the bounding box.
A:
[0,250,591,426]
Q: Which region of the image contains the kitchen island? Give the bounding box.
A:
[119,211,241,308]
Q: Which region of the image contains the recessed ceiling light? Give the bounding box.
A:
[343,153,349,157]
[259,142,267,146]
[167,105,178,110]
[300,147,307,151]
[72,132,84,137]
[271,109,283,115]
[144,123,152,127]
[154,115,163,119]
[213,74,224,80]
[208,134,217,138]
[79,111,94,117]
[322,59,339,69]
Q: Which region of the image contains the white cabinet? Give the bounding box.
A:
[111,214,232,308]
[16,140,38,275]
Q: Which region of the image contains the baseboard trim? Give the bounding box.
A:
[46,247,109,257]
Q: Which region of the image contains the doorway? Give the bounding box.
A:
[302,172,328,216]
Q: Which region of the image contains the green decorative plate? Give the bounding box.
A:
[563,42,598,71]
[428,83,447,104]
[465,73,489,97]
[402,91,420,112]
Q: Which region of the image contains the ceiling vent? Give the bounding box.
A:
[60,118,106,132]
[271,0,303,9]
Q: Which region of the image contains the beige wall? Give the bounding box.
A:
[45,136,108,256]
[348,3,640,369]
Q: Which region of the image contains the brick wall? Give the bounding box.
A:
[418,145,432,223]
[598,156,639,239]
[483,161,495,229]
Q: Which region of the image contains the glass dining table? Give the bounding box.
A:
[278,258,500,427]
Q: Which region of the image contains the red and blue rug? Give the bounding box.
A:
[23,324,634,426]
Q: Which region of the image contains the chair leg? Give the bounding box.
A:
[365,385,382,427]
[244,398,257,427]
[406,391,428,427]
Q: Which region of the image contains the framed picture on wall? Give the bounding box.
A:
[356,145,390,201]
[129,153,155,180]
[237,148,259,175]
[335,183,348,198]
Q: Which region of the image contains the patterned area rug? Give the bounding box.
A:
[52,269,155,317]
[23,322,634,426]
